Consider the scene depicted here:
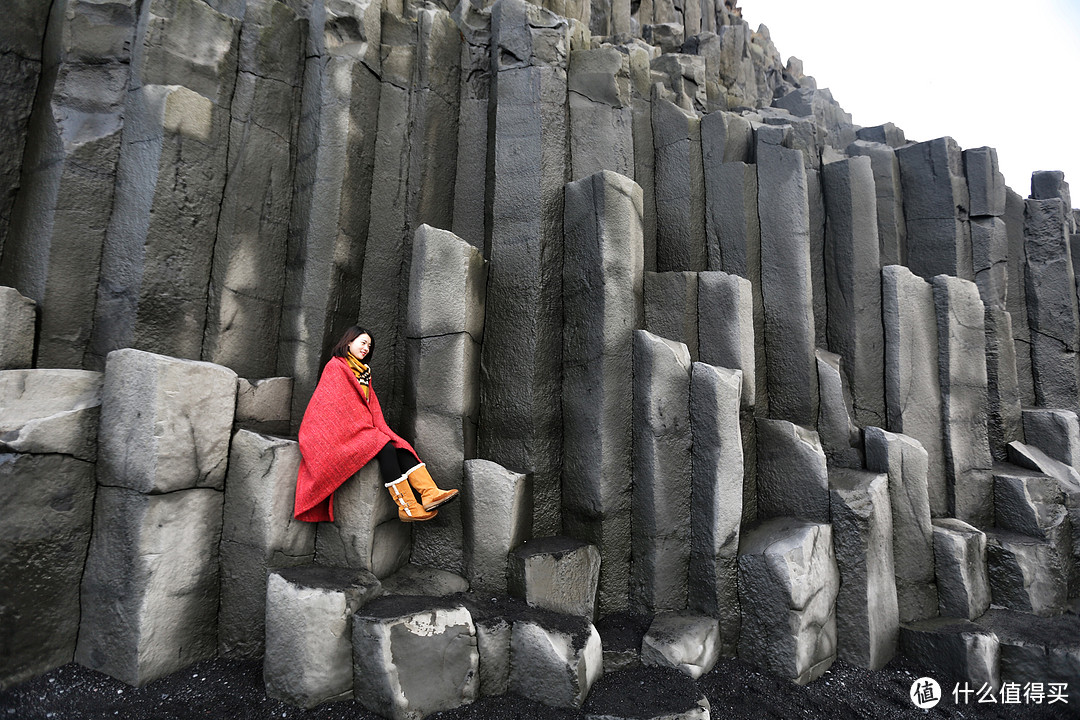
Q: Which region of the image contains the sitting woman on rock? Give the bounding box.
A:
[293,325,458,523]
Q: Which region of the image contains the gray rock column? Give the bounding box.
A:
[644,272,699,361]
[864,427,938,623]
[900,618,999,692]
[984,303,1023,462]
[1022,408,1080,469]
[629,44,657,270]
[653,96,705,272]
[756,418,829,524]
[933,275,994,527]
[219,430,315,659]
[0,370,103,461]
[1004,188,1035,405]
[632,330,692,613]
[986,530,1068,617]
[738,518,839,685]
[562,170,643,614]
[480,0,571,536]
[697,271,755,409]
[202,0,304,377]
[508,536,601,618]
[964,146,1006,218]
[0,288,34,370]
[451,0,491,250]
[932,518,991,620]
[508,611,603,708]
[757,134,817,425]
[845,139,907,267]
[856,122,906,147]
[896,136,972,280]
[815,349,863,470]
[1031,171,1074,232]
[0,0,138,369]
[76,486,223,686]
[404,225,486,575]
[688,363,743,653]
[883,265,947,517]
[1024,197,1080,414]
[822,155,885,427]
[0,453,96,689]
[568,47,633,181]
[975,610,1080,703]
[277,0,382,429]
[463,459,532,595]
[829,469,899,670]
[234,377,292,437]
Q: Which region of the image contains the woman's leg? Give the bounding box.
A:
[375,441,403,485]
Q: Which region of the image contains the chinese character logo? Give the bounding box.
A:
[911,677,942,709]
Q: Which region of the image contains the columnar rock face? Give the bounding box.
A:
[932,518,991,620]
[405,224,486,574]
[964,146,1006,218]
[845,140,906,267]
[508,536,601,618]
[632,331,692,613]
[756,418,829,523]
[986,530,1068,617]
[900,618,999,691]
[0,370,103,461]
[480,0,572,537]
[0,287,34,369]
[654,98,705,272]
[815,350,862,470]
[896,137,971,281]
[828,469,899,670]
[463,459,532,594]
[738,518,839,685]
[883,265,947,516]
[644,271,699,360]
[562,170,643,613]
[976,610,1080,703]
[864,428,938,623]
[569,48,633,181]
[234,377,293,436]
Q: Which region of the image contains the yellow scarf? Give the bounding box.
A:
[345,352,370,399]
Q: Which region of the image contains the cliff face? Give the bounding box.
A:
[3,0,1080,704]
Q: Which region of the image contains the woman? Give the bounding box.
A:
[293,325,458,523]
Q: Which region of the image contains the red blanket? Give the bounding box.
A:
[294,357,417,522]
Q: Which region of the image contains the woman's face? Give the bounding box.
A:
[348,333,372,360]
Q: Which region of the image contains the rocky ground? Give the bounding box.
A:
[1,654,1074,720]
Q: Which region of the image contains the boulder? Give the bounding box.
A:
[508,609,603,708]
[641,613,720,679]
[1022,408,1080,470]
[509,536,601,619]
[0,370,103,461]
[931,518,990,620]
[462,459,532,594]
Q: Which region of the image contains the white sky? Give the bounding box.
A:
[749,0,1080,201]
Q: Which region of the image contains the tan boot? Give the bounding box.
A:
[405,463,460,511]
[385,473,438,522]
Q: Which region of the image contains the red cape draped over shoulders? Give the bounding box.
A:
[294,356,417,522]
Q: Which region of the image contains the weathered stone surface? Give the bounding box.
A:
[772,87,854,150]
[97,349,237,493]
[984,306,1023,462]
[975,610,1080,703]
[1,0,138,369]
[757,137,817,425]
[562,170,643,614]
[829,469,899,670]
[756,418,829,523]
[883,265,947,517]
[0,370,103,461]
[264,565,381,709]
[933,275,994,527]
[277,0,382,431]
[451,0,491,250]
[806,167,828,351]
[900,618,999,691]
[896,136,971,280]
[704,161,759,277]
[76,486,223,687]
[407,225,486,341]
[629,44,656,271]
[315,463,410,580]
[202,0,304,378]
[632,331,692,613]
[642,24,685,57]
[986,530,1068,617]
[1031,171,1074,232]
[463,459,531,594]
[0,453,95,689]
[855,123,905,148]
[653,97,705,272]
[380,563,470,597]
[0,288,34,370]
[353,597,479,720]
[234,377,292,437]
[863,427,938,623]
[1022,408,1080,470]
[815,350,862,470]
[993,465,1068,540]
[688,363,742,651]
[568,48,632,180]
[508,611,603,708]
[964,146,1006,218]
[696,272,754,408]
[641,614,720,680]
[931,518,990,620]
[644,272,698,361]
[1004,188,1034,406]
[738,518,839,685]
[481,0,571,537]
[509,536,601,618]
[822,155,885,428]
[845,140,906,268]
[1024,197,1080,413]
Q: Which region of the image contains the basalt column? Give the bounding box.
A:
[480,0,572,535]
[562,170,644,614]
[568,47,633,181]
[1,0,138,369]
[277,0,382,428]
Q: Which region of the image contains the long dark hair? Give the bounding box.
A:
[330,325,375,363]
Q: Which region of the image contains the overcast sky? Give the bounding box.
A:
[749,0,1080,201]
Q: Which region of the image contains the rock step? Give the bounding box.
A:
[975,609,1080,703]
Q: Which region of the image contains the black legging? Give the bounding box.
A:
[374,442,419,485]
